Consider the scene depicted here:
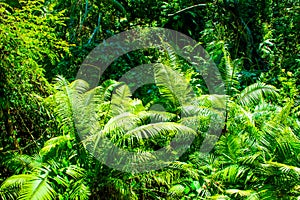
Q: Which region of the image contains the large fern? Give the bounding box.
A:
[236,82,278,107]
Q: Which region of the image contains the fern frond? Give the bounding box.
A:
[169,184,185,196]
[69,180,90,200]
[264,161,300,175]
[168,161,202,179]
[226,189,259,199]
[6,154,42,172]
[103,112,142,137]
[65,165,85,179]
[18,172,56,200]
[236,82,278,106]
[40,135,73,156]
[154,63,194,108]
[70,79,90,94]
[138,110,176,123]
[123,122,196,144]
[213,165,248,184]
[272,100,293,125]
[0,174,33,190]
[110,84,132,116]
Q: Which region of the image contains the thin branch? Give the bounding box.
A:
[16,109,39,148]
[168,4,207,17]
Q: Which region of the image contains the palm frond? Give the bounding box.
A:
[99,79,121,101]
[53,75,70,91]
[18,172,56,200]
[226,189,259,199]
[238,152,262,165]
[5,154,42,173]
[0,174,33,191]
[1,172,56,200]
[103,112,142,137]
[40,135,73,156]
[51,77,77,135]
[82,80,120,106]
[169,184,185,196]
[213,165,248,184]
[168,161,202,179]
[236,82,278,107]
[65,165,86,179]
[154,63,194,108]
[260,121,300,161]
[110,84,132,116]
[272,100,293,125]
[138,110,176,123]
[122,122,196,145]
[264,161,300,175]
[69,179,90,200]
[69,79,90,94]
[229,102,255,126]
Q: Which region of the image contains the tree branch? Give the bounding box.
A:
[168,4,207,17]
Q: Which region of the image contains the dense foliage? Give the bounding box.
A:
[0,0,299,199]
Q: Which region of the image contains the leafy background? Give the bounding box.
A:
[0,0,299,199]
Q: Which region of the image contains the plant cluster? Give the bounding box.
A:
[0,0,299,199]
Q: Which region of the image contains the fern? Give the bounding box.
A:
[0,170,56,200]
[154,63,195,111]
[236,82,278,106]
[40,135,73,156]
[18,172,56,200]
[110,84,133,116]
[169,184,185,196]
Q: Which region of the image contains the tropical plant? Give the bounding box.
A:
[0,0,70,182]
[0,153,91,200]
[1,0,300,199]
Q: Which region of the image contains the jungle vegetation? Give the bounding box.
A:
[0,0,299,199]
